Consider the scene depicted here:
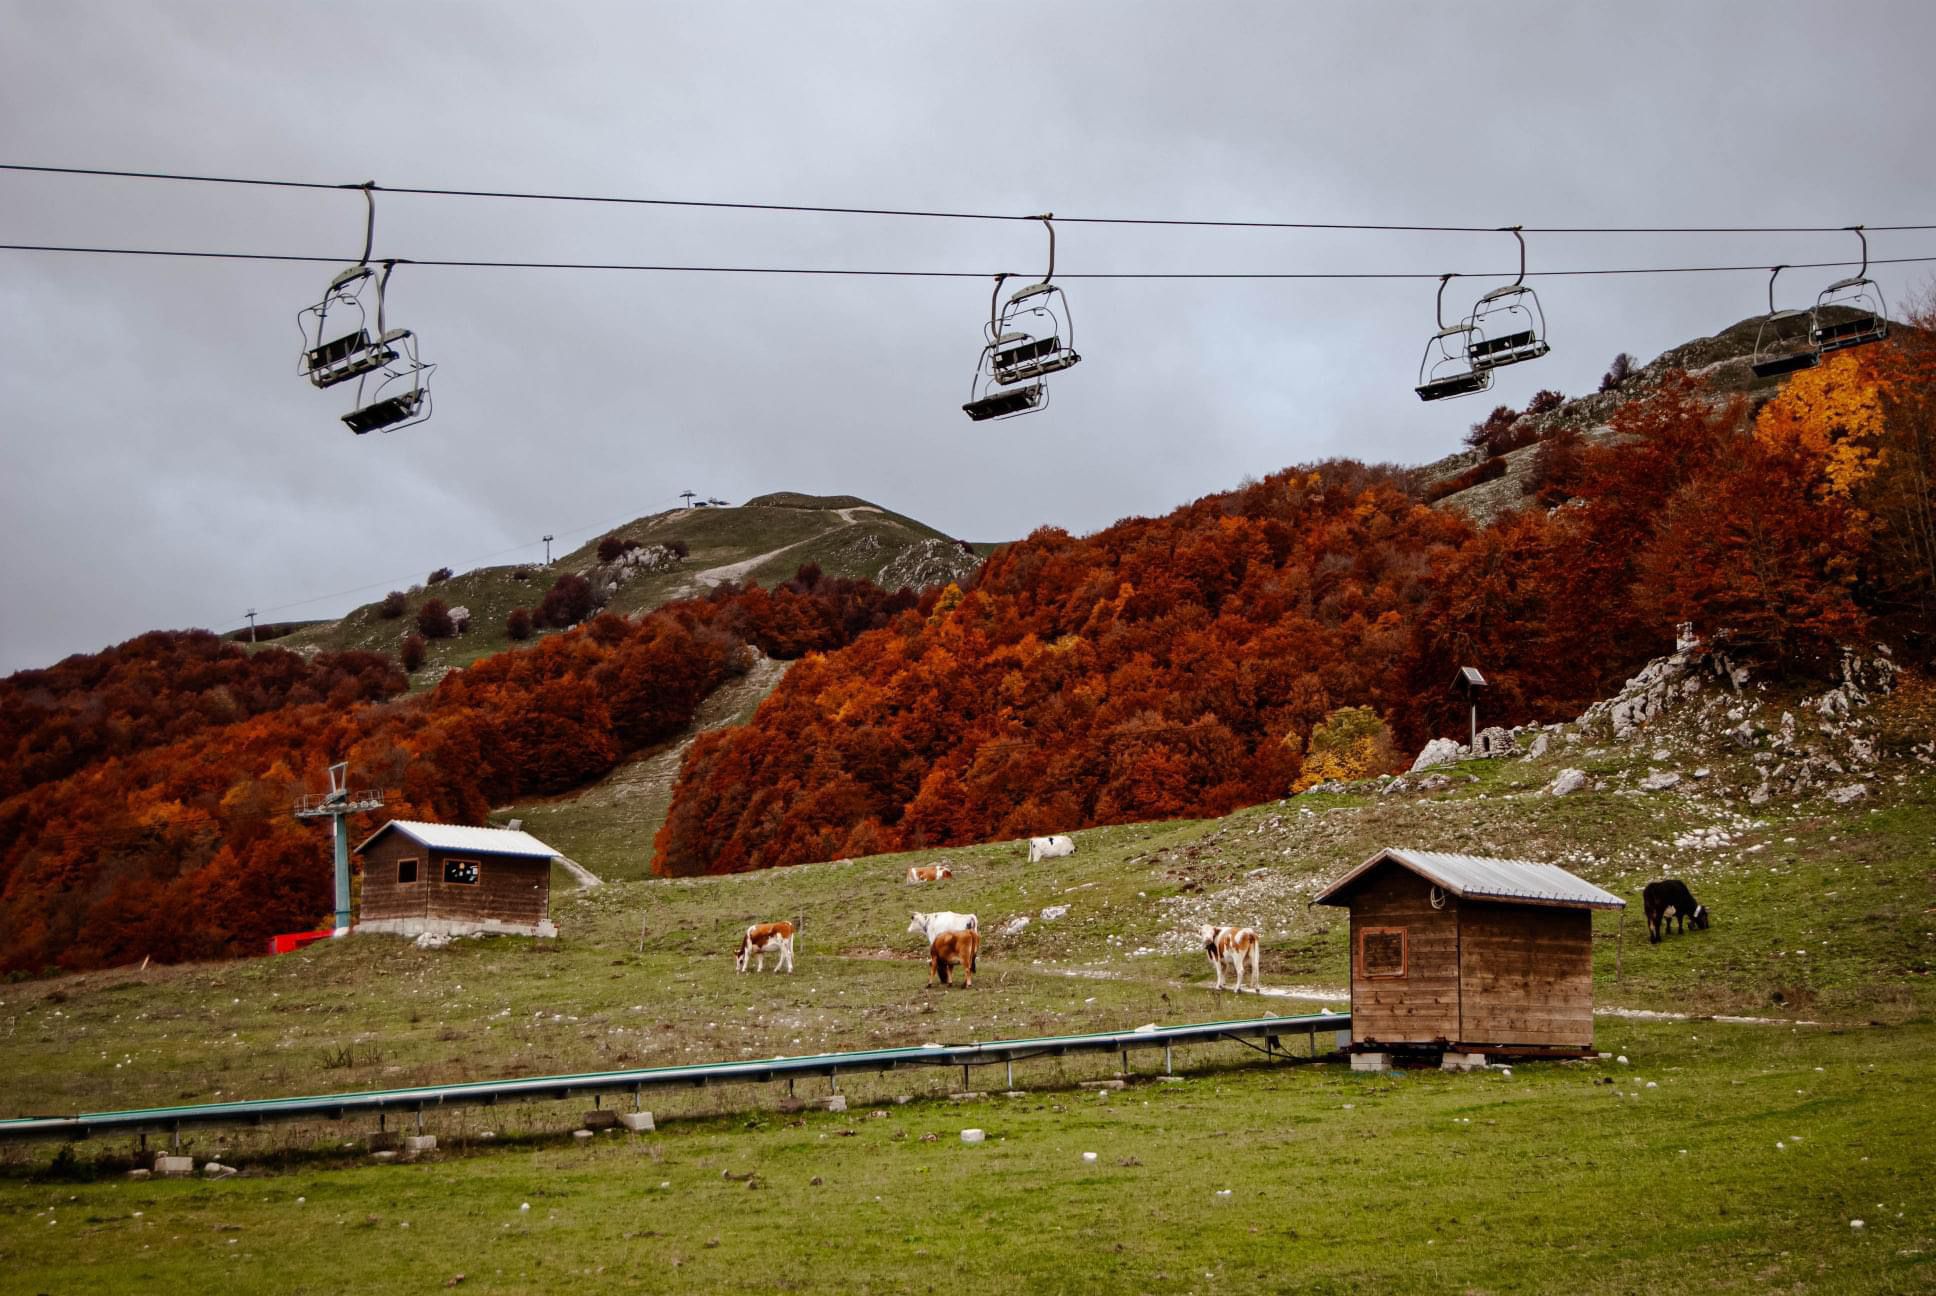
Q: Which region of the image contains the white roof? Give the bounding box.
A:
[355,819,559,860]
[1314,847,1625,910]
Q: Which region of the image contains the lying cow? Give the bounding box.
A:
[929,927,979,988]
[1643,880,1709,944]
[1028,834,1075,863]
[906,863,953,883]
[910,912,978,970]
[1201,924,1261,993]
[735,920,795,974]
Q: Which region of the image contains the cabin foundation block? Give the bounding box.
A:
[822,1095,847,1113]
[616,1111,656,1132]
[1441,1052,1488,1072]
[152,1154,194,1177]
[402,1135,437,1155]
[1350,1052,1391,1073]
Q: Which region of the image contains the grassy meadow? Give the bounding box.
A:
[1,678,1932,1292]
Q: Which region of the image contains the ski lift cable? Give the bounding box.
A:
[4,162,1934,235]
[4,240,1936,281]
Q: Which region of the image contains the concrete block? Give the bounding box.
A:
[371,1150,398,1161]
[1080,1079,1126,1091]
[960,1129,986,1144]
[822,1095,847,1113]
[1350,1052,1391,1073]
[1441,1052,1488,1072]
[152,1155,193,1177]
[1001,1091,1028,1098]
[948,1092,984,1102]
[572,1130,595,1141]
[581,1110,621,1131]
[616,1111,656,1132]
[126,1168,151,1181]
[402,1135,437,1155]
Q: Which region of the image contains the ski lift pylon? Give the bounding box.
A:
[1749,265,1821,379]
[963,216,1080,422]
[1466,226,1550,372]
[1811,226,1889,354]
[1415,274,1493,402]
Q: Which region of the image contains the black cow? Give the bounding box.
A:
[1643,880,1709,944]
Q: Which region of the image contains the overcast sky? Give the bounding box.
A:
[2,1,1931,673]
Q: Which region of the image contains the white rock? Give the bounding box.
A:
[1082,1152,1098,1162]
[1851,1219,1865,1229]
[1639,770,1682,792]
[1410,738,1463,772]
[1547,769,1589,797]
[960,1129,985,1144]
[1616,1055,1630,1065]
[1040,905,1069,922]
[519,1202,531,1212]
[1827,784,1868,804]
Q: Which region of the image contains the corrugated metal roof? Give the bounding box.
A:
[1314,847,1625,910]
[354,820,559,860]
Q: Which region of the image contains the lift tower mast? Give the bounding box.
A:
[294,762,385,934]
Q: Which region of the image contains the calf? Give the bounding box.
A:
[1201,924,1261,993]
[909,912,978,970]
[735,920,795,973]
[1028,834,1075,863]
[929,927,980,988]
[906,863,953,883]
[1642,880,1709,944]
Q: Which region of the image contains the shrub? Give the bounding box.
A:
[1293,706,1398,792]
[1524,389,1565,416]
[537,574,595,628]
[1526,427,1586,506]
[1600,352,1637,392]
[427,567,453,586]
[664,539,690,559]
[399,634,426,672]
[378,591,407,620]
[1463,406,1540,458]
[416,598,455,640]
[597,536,642,563]
[512,568,531,582]
[506,608,533,641]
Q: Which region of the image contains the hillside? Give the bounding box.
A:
[2,665,1931,1292]
[273,493,983,680]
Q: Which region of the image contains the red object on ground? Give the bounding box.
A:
[267,929,336,956]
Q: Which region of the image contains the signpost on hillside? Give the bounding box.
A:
[294,762,384,934]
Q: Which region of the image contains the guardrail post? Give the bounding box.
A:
[962,1064,970,1091]
[1164,1044,1173,1074]
[634,1084,644,1112]
[1006,1060,1013,1090]
[829,1072,838,1095]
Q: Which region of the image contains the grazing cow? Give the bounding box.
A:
[735,920,795,973]
[906,863,954,884]
[1201,924,1261,993]
[1028,834,1076,863]
[929,927,980,988]
[909,912,978,970]
[1642,880,1709,944]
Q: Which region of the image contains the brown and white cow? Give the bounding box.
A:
[929,927,979,988]
[735,921,795,974]
[906,863,954,884]
[1201,924,1261,993]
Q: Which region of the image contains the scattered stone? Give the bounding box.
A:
[920,1133,938,1143]
[1851,1219,1865,1230]
[1639,770,1682,792]
[126,1169,151,1181]
[1415,774,1452,792]
[1827,784,1868,804]
[949,1092,984,1102]
[1039,905,1069,922]
[809,1175,824,1186]
[203,1161,237,1179]
[371,1150,398,1161]
[616,1112,655,1132]
[997,915,1030,938]
[413,931,452,951]
[1525,732,1551,760]
[572,1130,594,1141]
[1547,769,1589,797]
[1082,1152,1098,1163]
[1081,1079,1126,1091]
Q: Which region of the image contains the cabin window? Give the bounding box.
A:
[443,858,480,886]
[1360,926,1407,978]
[397,858,419,885]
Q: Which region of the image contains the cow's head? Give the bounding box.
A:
[909,912,931,935]
[734,933,752,971]
[1692,904,1710,930]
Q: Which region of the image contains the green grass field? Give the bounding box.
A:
[2,678,1931,1292]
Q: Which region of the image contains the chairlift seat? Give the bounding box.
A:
[963,383,1044,421]
[1416,371,1491,401]
[993,336,1080,382]
[305,332,399,388]
[1812,317,1887,351]
[1468,332,1550,370]
[342,390,424,435]
[1751,349,1822,378]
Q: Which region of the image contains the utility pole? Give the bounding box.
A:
[245,609,257,643]
[542,534,554,565]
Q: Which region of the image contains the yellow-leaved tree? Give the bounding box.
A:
[1292,705,1398,793]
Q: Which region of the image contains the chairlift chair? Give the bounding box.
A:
[338,262,433,435]
[1466,227,1551,372]
[298,265,400,389]
[1749,266,1821,379]
[1811,226,1889,355]
[1415,274,1493,402]
[961,217,1079,422]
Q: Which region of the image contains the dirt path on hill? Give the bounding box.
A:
[685,507,876,591]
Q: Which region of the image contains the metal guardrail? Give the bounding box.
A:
[0,1011,1350,1143]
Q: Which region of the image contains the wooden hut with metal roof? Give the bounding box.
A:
[354,820,561,940]
[1314,848,1624,1057]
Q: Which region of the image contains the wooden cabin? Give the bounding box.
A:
[353,820,560,940]
[1313,848,1624,1057]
